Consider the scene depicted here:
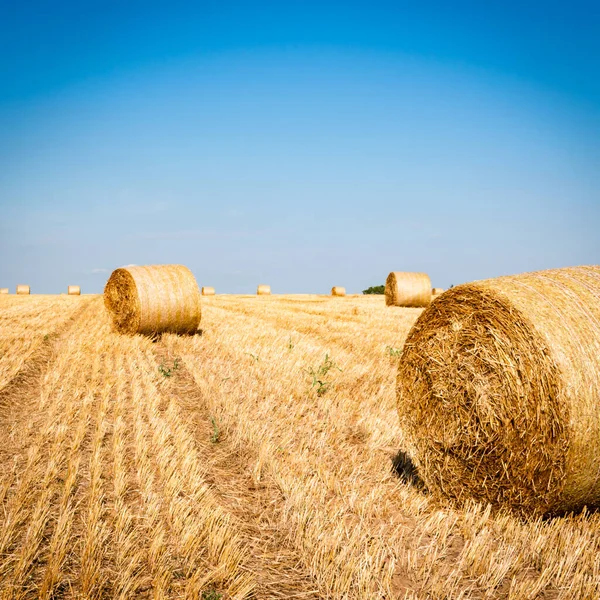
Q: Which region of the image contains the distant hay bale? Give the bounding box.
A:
[68,285,81,295]
[257,284,271,296]
[331,286,346,297]
[16,285,30,295]
[104,264,201,335]
[0,288,8,294]
[201,286,215,296]
[397,265,600,515]
[385,272,431,307]
[432,287,445,296]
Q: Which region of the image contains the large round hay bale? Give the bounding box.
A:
[202,286,215,296]
[385,272,431,307]
[68,285,81,295]
[0,288,8,294]
[16,285,30,295]
[104,264,201,335]
[331,286,346,297]
[257,284,271,296]
[397,265,600,515]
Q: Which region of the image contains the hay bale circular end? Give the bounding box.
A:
[385,272,431,307]
[104,264,201,335]
[68,285,81,295]
[201,286,215,296]
[397,265,600,515]
[331,286,346,297]
[257,284,271,295]
[16,285,30,295]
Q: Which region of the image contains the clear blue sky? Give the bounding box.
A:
[1,1,598,293]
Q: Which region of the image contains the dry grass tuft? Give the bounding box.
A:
[385,272,431,307]
[104,264,201,335]
[397,265,600,515]
[16,285,30,295]
[257,284,271,296]
[331,286,346,297]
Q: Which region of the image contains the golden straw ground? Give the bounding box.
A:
[385,272,431,307]
[397,265,600,515]
[104,264,201,335]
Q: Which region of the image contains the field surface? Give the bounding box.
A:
[1,294,599,599]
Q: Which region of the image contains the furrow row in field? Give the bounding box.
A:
[0,295,92,392]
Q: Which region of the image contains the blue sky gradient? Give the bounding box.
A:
[1,1,598,293]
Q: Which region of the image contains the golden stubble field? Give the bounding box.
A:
[1,294,599,600]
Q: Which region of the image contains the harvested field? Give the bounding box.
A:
[1,293,600,599]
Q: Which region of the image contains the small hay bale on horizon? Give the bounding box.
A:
[257,284,271,295]
[104,264,201,335]
[68,285,81,295]
[385,272,431,307]
[331,286,346,297]
[202,286,215,296]
[16,284,30,295]
[396,265,600,515]
[0,288,8,294]
[432,287,445,296]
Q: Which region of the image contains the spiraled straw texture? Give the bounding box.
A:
[68,285,81,295]
[385,272,431,307]
[0,288,8,294]
[104,264,201,335]
[16,285,30,295]
[331,286,346,297]
[397,265,600,515]
[257,284,271,296]
[201,286,215,296]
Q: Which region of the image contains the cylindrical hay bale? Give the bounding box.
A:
[201,286,215,296]
[257,284,271,296]
[432,287,445,296]
[104,264,201,335]
[397,265,600,515]
[385,272,431,307]
[68,285,81,295]
[0,288,8,294]
[331,286,346,297]
[16,285,30,295]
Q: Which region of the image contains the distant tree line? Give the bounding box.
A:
[362,285,385,295]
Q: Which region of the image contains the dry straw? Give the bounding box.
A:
[257,284,271,296]
[68,285,81,295]
[16,284,30,295]
[397,265,600,515]
[104,264,201,335]
[0,288,8,294]
[331,286,346,297]
[202,286,216,296]
[385,272,431,307]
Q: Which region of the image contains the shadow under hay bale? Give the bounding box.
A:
[391,450,426,491]
[104,264,201,336]
[397,265,600,516]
